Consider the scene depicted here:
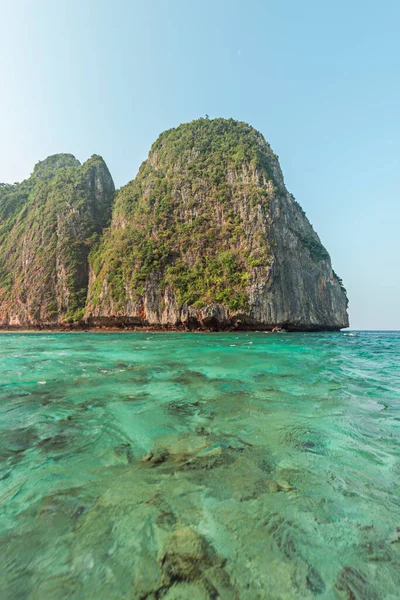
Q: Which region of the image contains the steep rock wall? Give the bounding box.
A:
[0,154,115,326]
[85,119,348,330]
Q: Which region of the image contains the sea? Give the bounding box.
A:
[0,331,399,599]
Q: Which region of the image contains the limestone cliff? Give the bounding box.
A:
[0,154,114,326]
[85,118,348,330]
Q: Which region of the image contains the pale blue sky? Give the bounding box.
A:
[1,0,399,329]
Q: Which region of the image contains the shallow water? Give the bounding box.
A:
[0,331,399,599]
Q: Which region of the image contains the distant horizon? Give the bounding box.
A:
[343,328,400,331]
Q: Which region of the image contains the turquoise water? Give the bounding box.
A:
[0,331,399,599]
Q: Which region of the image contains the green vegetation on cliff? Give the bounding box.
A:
[0,154,114,324]
[0,117,348,329]
[89,118,279,311]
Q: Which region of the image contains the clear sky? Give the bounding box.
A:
[1,0,399,329]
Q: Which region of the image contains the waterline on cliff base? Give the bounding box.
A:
[0,331,399,599]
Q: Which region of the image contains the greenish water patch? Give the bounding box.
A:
[0,331,399,599]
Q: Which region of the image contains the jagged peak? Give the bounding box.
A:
[32,153,81,180]
[150,117,274,158]
[83,154,106,165]
[81,154,112,175]
[154,116,269,143]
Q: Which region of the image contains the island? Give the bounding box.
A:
[0,118,348,330]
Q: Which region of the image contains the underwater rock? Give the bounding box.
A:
[156,512,177,530]
[123,392,151,403]
[389,527,400,545]
[360,539,393,563]
[306,566,325,595]
[258,454,275,474]
[177,445,227,472]
[167,400,201,417]
[262,513,301,561]
[299,438,327,455]
[3,426,39,455]
[172,370,211,386]
[194,426,210,436]
[143,448,171,467]
[219,436,252,451]
[142,436,241,474]
[143,494,178,531]
[202,566,238,599]
[161,582,209,600]
[159,527,224,584]
[281,426,327,455]
[275,479,294,492]
[114,442,134,463]
[303,440,316,450]
[265,479,283,493]
[335,566,380,600]
[37,433,69,450]
[71,505,87,520]
[230,473,282,501]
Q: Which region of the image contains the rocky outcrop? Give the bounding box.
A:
[85,118,348,330]
[0,119,348,330]
[0,154,115,326]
